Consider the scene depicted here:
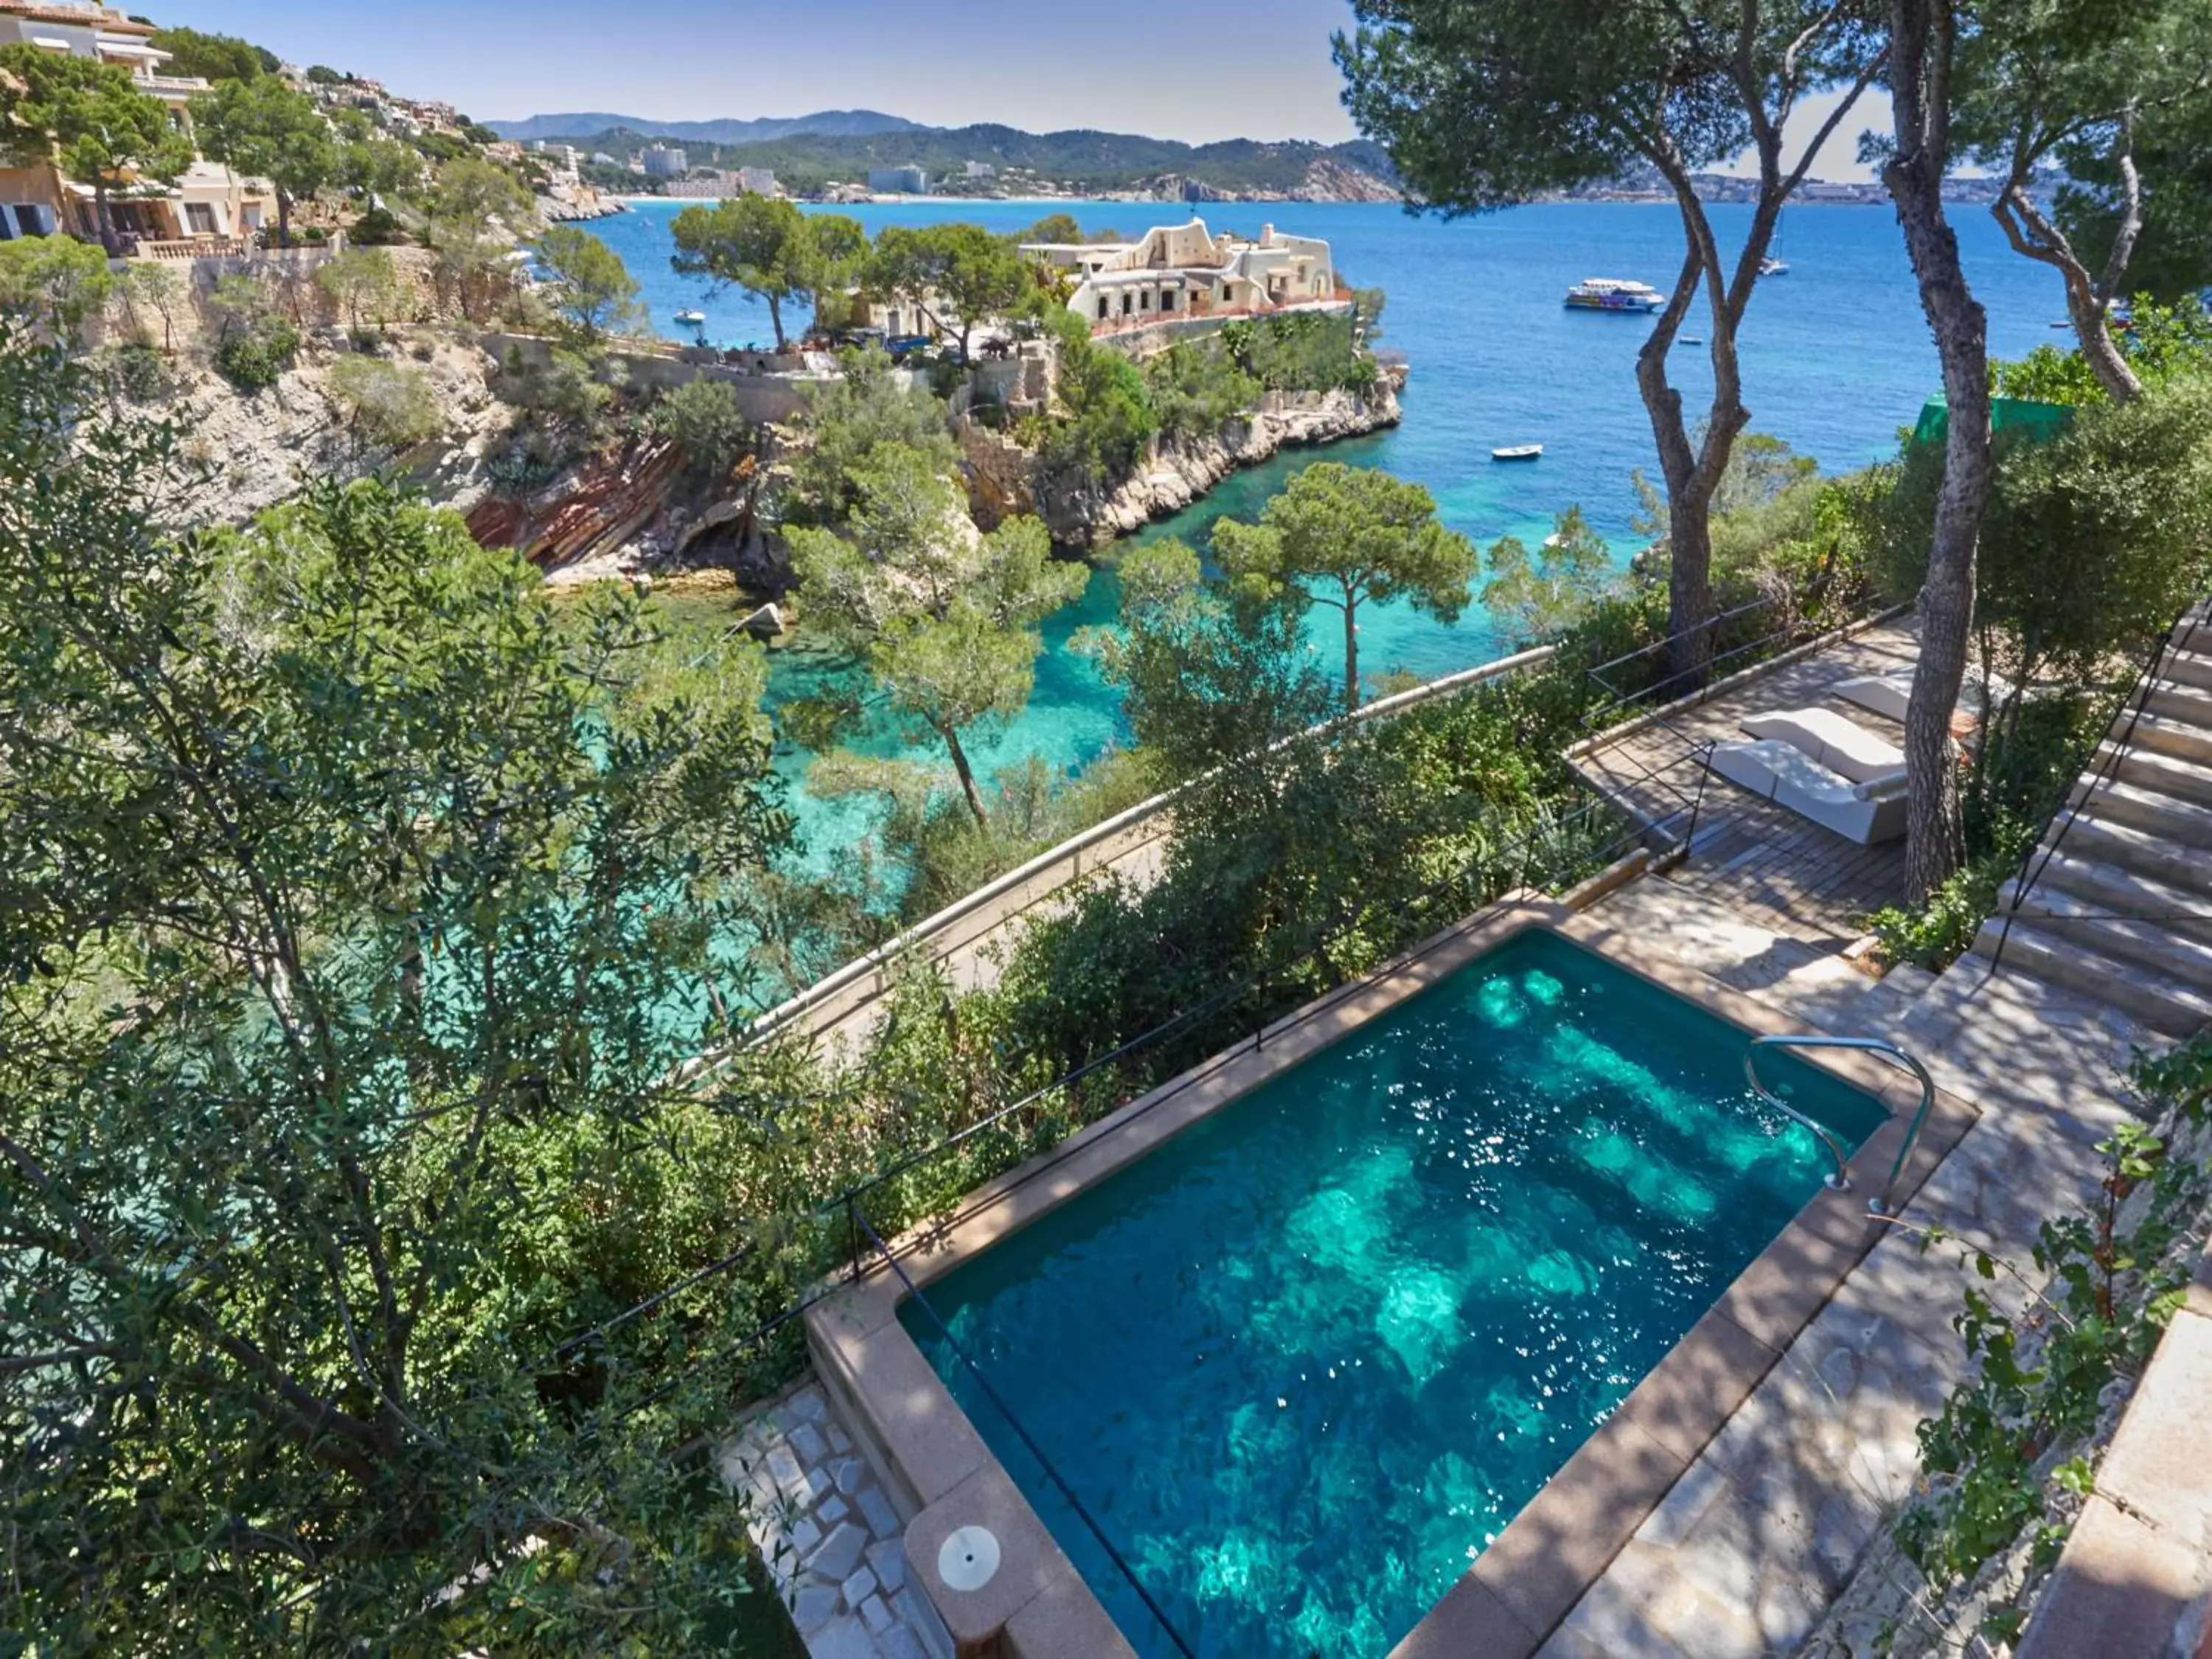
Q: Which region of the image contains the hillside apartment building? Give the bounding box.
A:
[1020,218,1343,330]
[0,0,276,248]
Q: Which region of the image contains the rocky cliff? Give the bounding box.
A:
[961,369,1407,549]
[153,334,509,530]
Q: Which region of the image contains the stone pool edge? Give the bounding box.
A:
[802,897,1979,1659]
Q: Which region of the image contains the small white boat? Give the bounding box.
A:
[1760,257,1790,276]
[1681,335,1704,345]
[2051,319,2074,328]
[1492,444,1543,462]
[675,308,706,325]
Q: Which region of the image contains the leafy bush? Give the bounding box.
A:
[327,354,443,448]
[212,316,301,391]
[1221,310,1376,394]
[1891,1048,2211,1643]
[348,204,406,245]
[653,377,754,479]
[1868,848,2014,971]
[98,341,174,403]
[500,343,611,428]
[1033,310,1155,483]
[782,345,957,524]
[0,234,113,338]
[1142,339,1260,442]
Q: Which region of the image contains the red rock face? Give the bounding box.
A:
[465,439,688,571]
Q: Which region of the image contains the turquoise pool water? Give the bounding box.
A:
[900,930,1886,1657]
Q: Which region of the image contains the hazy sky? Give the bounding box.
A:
[158,0,1890,177]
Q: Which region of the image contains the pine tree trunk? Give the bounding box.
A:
[92,183,118,257]
[1341,601,1361,714]
[2065,283,2142,403]
[942,723,988,827]
[766,293,786,351]
[275,187,293,250]
[1885,38,1993,897]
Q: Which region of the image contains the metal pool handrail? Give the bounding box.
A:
[1743,1034,1936,1217]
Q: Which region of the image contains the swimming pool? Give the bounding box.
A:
[897,928,1888,1657]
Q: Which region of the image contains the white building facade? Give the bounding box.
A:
[1020,218,1341,331]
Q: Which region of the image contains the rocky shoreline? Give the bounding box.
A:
[961,367,1407,549]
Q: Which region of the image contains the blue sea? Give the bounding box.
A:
[578,199,2062,870]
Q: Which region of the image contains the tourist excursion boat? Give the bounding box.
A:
[1492,444,1543,462]
[1565,277,1663,312]
[675,308,706,325]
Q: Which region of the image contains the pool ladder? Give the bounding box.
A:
[1743,1035,1936,1218]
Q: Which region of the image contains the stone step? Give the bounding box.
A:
[2110,745,2212,810]
[1993,882,2212,998]
[2145,681,2212,730]
[2124,712,2212,768]
[1970,917,2212,1040]
[2061,813,2212,897]
[2163,647,2212,693]
[2067,774,2212,849]
[2025,849,2212,930]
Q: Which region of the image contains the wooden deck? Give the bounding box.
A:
[1579,616,1925,945]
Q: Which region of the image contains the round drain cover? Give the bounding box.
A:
[938,1524,1001,1592]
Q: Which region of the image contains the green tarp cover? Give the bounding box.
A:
[1913,394,2075,446]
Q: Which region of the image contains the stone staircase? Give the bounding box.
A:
[1971,605,2212,1040]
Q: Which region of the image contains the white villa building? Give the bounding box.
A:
[1020,218,1342,331]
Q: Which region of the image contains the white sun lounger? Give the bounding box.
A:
[1834,668,2012,724]
[1739,707,1905,784]
[1708,739,1909,844]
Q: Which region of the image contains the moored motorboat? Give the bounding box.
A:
[1564,277,1663,312]
[1492,443,1543,462]
[675,308,706,325]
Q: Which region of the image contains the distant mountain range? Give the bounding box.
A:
[486,109,1402,202]
[486,109,928,145]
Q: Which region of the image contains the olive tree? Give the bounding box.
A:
[785,444,1088,824]
[1211,461,1477,714]
[1338,0,1885,683]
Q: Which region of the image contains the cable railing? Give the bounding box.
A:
[1987,597,2211,973]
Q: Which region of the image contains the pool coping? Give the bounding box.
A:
[802,897,1979,1659]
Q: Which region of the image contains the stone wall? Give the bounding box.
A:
[479,330,826,426]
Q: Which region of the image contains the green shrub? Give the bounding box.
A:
[349,205,406,246]
[100,340,175,403]
[1868,848,2014,971]
[1142,340,1260,442]
[651,377,753,479]
[212,316,301,391]
[327,354,443,448]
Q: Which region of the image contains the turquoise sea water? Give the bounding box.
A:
[581,200,2063,866]
[900,930,1886,1657]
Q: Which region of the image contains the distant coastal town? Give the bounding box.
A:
[495,114,2037,209]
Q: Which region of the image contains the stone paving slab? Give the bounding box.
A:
[719,1382,950,1659]
[1531,857,2155,1659]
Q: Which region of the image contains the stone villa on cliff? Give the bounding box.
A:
[1020,218,1343,330]
[0,0,277,248]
